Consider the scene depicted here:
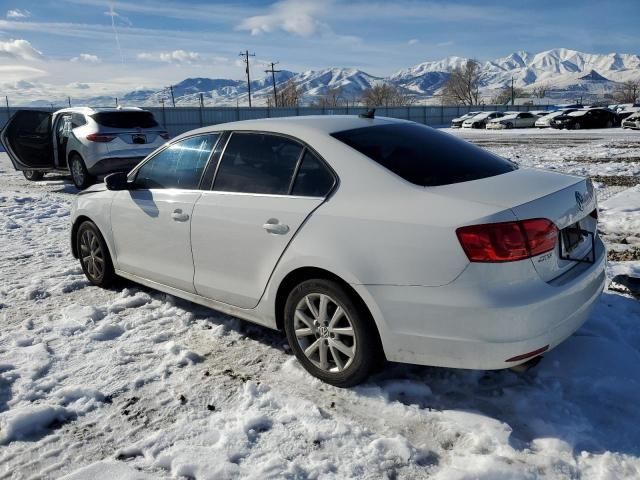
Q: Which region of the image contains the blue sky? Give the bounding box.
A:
[0,0,638,100]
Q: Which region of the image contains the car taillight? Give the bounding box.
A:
[86,133,115,142]
[160,131,170,139]
[456,218,558,263]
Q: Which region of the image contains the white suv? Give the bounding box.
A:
[1,107,169,189]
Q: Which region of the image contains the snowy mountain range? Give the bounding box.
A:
[32,48,640,107]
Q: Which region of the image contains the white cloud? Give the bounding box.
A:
[137,50,201,64]
[408,39,419,46]
[0,39,43,61]
[238,0,327,36]
[6,9,31,19]
[70,53,101,63]
[67,81,91,89]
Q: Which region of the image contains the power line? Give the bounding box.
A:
[239,50,256,107]
[265,61,282,107]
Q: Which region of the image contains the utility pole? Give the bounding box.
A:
[239,50,256,107]
[5,96,10,118]
[199,93,204,108]
[115,97,118,107]
[511,77,515,106]
[68,96,71,107]
[265,61,282,107]
[166,85,176,107]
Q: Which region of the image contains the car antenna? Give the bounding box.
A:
[359,108,375,119]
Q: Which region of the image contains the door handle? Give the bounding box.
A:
[171,209,189,222]
[263,218,290,235]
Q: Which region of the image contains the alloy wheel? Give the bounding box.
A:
[293,293,356,372]
[72,158,85,186]
[79,228,105,281]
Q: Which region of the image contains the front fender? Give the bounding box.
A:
[70,191,116,266]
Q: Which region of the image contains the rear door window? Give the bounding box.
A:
[134,134,218,189]
[213,133,303,195]
[331,123,516,186]
[91,111,159,129]
[291,150,335,197]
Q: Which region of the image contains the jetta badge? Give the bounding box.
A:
[575,191,585,211]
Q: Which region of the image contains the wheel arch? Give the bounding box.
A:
[71,215,114,262]
[274,267,384,357]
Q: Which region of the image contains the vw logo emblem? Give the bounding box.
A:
[318,326,330,338]
[575,191,585,211]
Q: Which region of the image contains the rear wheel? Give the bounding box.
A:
[506,122,514,129]
[76,221,114,287]
[70,154,94,190]
[573,122,582,130]
[284,279,381,387]
[23,170,44,181]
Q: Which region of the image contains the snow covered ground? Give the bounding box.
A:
[1,128,640,479]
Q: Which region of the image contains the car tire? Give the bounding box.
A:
[284,278,381,387]
[606,120,613,128]
[472,123,479,129]
[70,154,94,190]
[506,122,514,129]
[23,170,44,181]
[573,123,581,130]
[76,221,115,288]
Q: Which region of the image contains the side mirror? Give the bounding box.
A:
[105,172,130,191]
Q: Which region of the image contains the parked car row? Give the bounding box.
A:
[452,106,637,131]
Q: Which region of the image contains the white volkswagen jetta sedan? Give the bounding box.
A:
[67,115,606,387]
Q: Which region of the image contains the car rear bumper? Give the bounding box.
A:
[87,157,146,175]
[357,237,606,370]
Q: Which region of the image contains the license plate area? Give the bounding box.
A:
[559,222,595,264]
[132,134,146,144]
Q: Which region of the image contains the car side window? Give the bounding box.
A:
[134,134,218,190]
[291,150,334,197]
[213,133,303,195]
[71,113,86,128]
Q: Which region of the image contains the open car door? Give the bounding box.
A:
[0,110,54,171]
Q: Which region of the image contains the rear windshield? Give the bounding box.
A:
[91,111,159,129]
[331,123,516,186]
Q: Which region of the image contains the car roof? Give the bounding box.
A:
[172,115,410,141]
[54,106,147,115]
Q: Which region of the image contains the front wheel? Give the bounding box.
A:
[70,154,94,190]
[506,122,514,129]
[77,221,115,287]
[23,170,45,181]
[573,122,581,130]
[284,279,381,387]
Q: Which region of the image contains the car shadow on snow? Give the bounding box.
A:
[109,276,640,459]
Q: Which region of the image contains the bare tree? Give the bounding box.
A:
[491,84,525,105]
[311,87,345,108]
[612,80,640,104]
[441,60,482,105]
[277,79,303,107]
[531,85,549,99]
[360,83,412,107]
